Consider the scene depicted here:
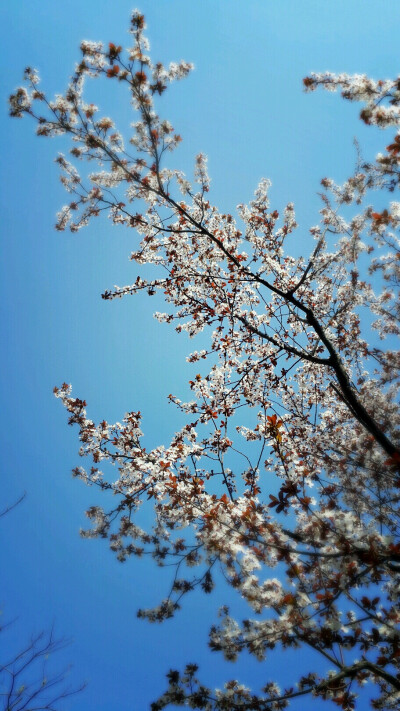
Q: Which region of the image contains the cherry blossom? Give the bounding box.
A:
[11,11,400,710]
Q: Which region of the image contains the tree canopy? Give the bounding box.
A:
[10,11,400,710]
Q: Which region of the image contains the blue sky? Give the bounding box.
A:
[1,2,399,709]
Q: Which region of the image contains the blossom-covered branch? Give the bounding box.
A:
[11,11,400,710]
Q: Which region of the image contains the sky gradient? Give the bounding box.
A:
[1,2,400,709]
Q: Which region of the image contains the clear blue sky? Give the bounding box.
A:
[1,2,399,709]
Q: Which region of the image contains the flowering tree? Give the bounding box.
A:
[10,11,400,710]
